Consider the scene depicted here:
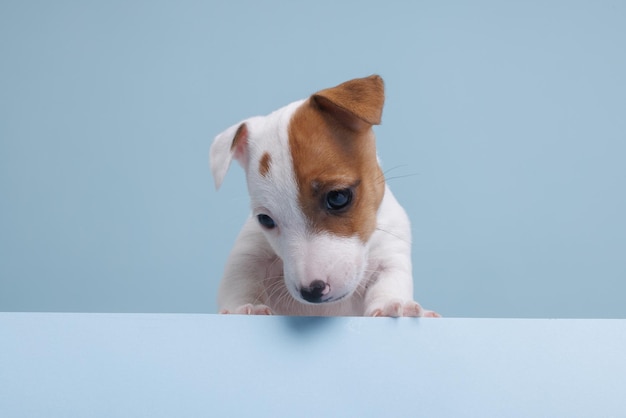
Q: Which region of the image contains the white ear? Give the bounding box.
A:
[209,122,249,189]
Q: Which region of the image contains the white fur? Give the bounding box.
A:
[210,98,439,317]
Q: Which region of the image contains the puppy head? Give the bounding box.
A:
[211,75,385,304]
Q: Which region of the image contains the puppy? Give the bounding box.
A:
[210,75,439,317]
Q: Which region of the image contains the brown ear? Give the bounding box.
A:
[312,75,385,131]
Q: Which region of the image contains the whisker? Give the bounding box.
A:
[381,164,409,176]
[384,172,420,182]
[265,278,287,302]
[375,165,420,183]
[251,257,284,306]
[375,226,411,244]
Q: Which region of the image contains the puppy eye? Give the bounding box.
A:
[325,189,353,211]
[257,214,276,229]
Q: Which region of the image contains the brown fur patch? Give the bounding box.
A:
[288,96,385,242]
[259,152,272,177]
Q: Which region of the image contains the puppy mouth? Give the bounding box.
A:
[324,292,350,303]
[298,293,350,304]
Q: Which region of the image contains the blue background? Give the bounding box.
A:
[1,1,624,317]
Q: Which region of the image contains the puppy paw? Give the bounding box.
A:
[366,300,440,318]
[219,303,273,315]
[422,309,442,318]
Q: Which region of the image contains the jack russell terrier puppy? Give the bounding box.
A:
[210,75,439,317]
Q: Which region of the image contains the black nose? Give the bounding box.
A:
[300,280,329,303]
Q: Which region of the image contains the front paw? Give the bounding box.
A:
[421,309,442,318]
[366,300,440,318]
[219,303,273,315]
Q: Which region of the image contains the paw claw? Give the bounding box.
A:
[422,310,442,318]
[367,300,440,318]
[220,304,273,315]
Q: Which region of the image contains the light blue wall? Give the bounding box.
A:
[1,1,624,317]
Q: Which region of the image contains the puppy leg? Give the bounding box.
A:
[217,217,278,315]
[364,188,440,317]
[363,269,440,317]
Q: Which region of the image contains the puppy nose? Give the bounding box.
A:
[300,280,330,303]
